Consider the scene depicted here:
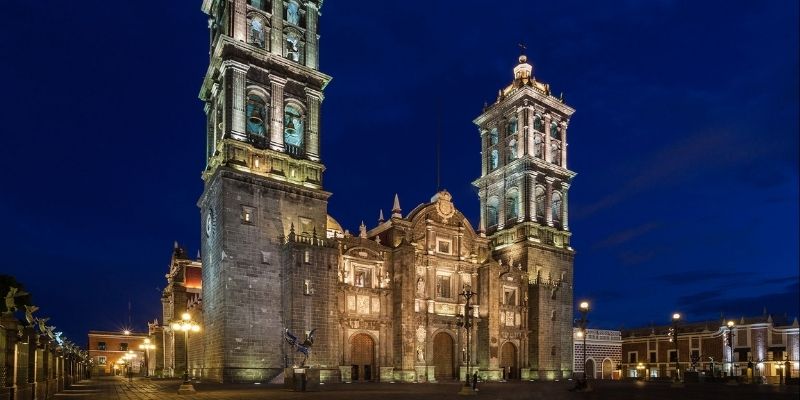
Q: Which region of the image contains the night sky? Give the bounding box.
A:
[1,1,797,343]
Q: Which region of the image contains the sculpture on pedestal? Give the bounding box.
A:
[284,328,316,366]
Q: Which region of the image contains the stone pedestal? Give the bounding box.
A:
[459,366,481,382]
[520,368,532,380]
[338,366,351,383]
[426,366,437,383]
[393,369,415,383]
[177,382,196,394]
[414,366,427,382]
[380,367,394,382]
[304,368,320,392]
[284,368,295,389]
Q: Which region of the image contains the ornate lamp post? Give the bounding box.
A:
[138,338,155,378]
[456,286,476,394]
[670,313,681,384]
[577,302,590,380]
[171,312,200,394]
[725,320,735,378]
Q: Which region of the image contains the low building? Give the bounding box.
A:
[573,328,622,379]
[87,330,148,376]
[621,314,799,383]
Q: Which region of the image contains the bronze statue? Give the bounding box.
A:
[284,328,316,366]
[4,287,29,313]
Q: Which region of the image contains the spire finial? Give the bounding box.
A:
[518,42,527,56]
[392,194,402,218]
[359,221,367,238]
[174,240,179,249]
[378,209,385,223]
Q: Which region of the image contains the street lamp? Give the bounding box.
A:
[455,286,476,394]
[123,351,137,382]
[171,312,200,394]
[725,321,735,378]
[577,301,590,381]
[670,313,681,383]
[139,338,155,378]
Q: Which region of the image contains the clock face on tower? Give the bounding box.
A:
[205,208,216,238]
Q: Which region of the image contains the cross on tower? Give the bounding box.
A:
[518,42,527,55]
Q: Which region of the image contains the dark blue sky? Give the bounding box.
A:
[1,1,797,342]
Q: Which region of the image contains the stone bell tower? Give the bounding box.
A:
[472,53,576,379]
[197,0,338,383]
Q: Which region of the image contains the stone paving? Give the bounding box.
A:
[55,377,800,400]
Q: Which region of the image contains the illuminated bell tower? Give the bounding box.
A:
[472,53,576,379]
[198,0,336,383]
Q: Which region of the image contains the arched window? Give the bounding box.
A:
[246,93,268,136]
[506,189,519,221]
[551,142,561,165]
[552,191,563,222]
[490,149,499,170]
[286,0,301,26]
[247,0,270,12]
[533,115,543,132]
[285,30,304,63]
[248,15,267,49]
[535,186,545,220]
[508,117,518,135]
[487,197,499,226]
[507,139,517,163]
[284,104,304,147]
[533,133,543,158]
[490,127,499,145]
[550,122,559,139]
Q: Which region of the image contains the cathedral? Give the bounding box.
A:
[155,0,577,384]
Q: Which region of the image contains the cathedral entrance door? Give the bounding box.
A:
[432,332,455,381]
[500,342,518,379]
[350,333,375,382]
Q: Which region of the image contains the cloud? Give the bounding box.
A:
[593,222,660,249]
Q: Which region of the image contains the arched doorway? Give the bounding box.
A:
[584,359,595,379]
[350,334,375,382]
[500,342,518,379]
[602,359,613,379]
[432,332,455,381]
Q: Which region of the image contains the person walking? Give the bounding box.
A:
[472,371,478,391]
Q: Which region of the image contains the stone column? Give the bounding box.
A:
[304,88,322,161]
[545,177,555,227]
[516,107,526,159]
[0,314,18,399]
[425,221,433,255]
[232,0,247,42]
[517,175,526,223]
[529,172,538,223]
[305,2,319,69]
[525,107,535,156]
[270,0,285,57]
[543,114,552,163]
[457,227,464,260]
[560,182,570,231]
[269,76,288,151]
[222,60,249,141]
[522,172,531,221]
[498,182,506,230]
[211,82,221,152]
[480,129,488,176]
[561,121,569,169]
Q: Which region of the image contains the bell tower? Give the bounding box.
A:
[197,0,336,383]
[472,53,576,379]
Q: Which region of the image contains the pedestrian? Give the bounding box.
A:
[472,371,478,391]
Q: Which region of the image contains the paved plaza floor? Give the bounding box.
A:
[55,377,799,400]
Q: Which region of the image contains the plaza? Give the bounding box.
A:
[55,377,799,400]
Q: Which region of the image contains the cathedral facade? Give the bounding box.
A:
[188,0,576,383]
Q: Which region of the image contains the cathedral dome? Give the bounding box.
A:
[326,214,344,238]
